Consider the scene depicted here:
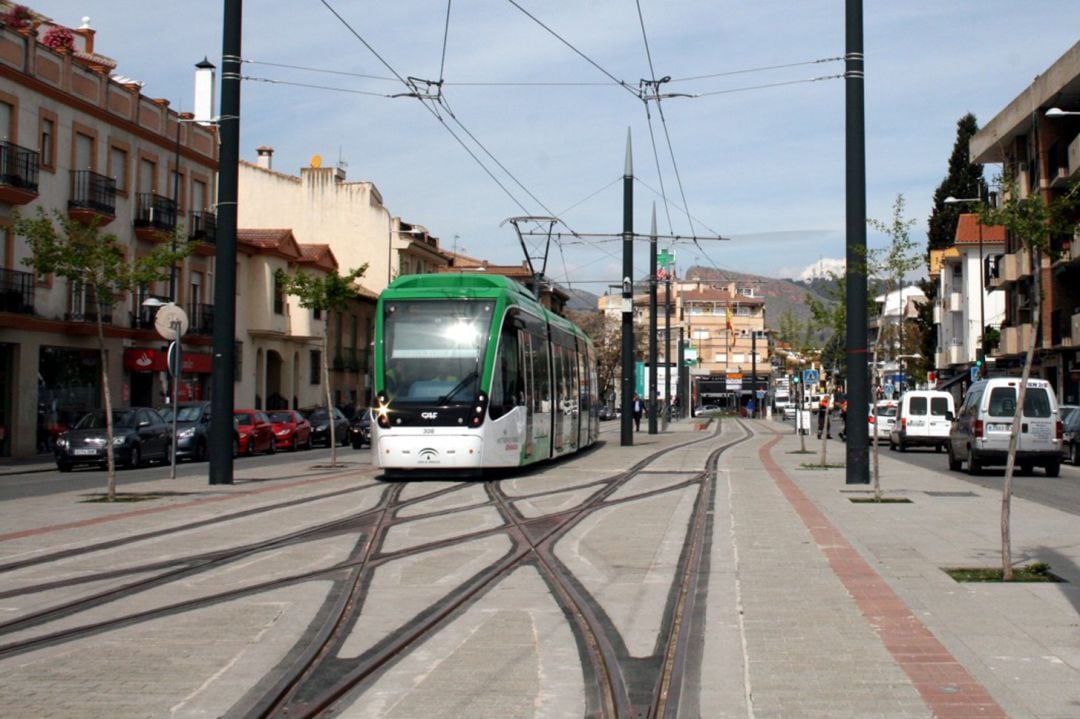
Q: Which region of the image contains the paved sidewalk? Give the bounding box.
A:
[0,417,1076,718]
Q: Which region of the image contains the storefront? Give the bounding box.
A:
[37,345,101,454]
[123,348,214,407]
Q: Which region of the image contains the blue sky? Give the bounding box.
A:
[31,1,1080,290]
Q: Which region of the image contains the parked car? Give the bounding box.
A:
[159,401,214,462]
[349,409,372,449]
[1059,404,1078,424]
[889,391,954,452]
[598,405,618,421]
[234,409,276,455]
[1061,409,1080,465]
[54,407,172,472]
[304,406,350,447]
[267,409,312,451]
[868,400,897,440]
[947,377,1062,477]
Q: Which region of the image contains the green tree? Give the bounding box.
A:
[978,178,1078,579]
[867,194,923,498]
[927,113,983,256]
[276,263,368,467]
[15,208,191,500]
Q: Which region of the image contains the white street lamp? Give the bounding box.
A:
[1045,107,1080,117]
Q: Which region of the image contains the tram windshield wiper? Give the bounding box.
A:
[437,368,479,405]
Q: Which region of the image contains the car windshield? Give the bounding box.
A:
[987,386,1052,418]
[75,410,137,429]
[307,408,332,421]
[235,412,255,426]
[269,411,294,423]
[382,299,493,405]
[874,405,897,418]
[161,405,205,423]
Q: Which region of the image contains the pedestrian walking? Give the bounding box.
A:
[816,394,831,439]
[746,397,756,419]
[632,394,644,431]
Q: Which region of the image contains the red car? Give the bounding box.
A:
[234,409,275,455]
[268,409,312,451]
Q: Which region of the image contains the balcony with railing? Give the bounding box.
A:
[0,140,39,204]
[188,210,217,255]
[188,302,214,335]
[133,193,177,241]
[68,170,117,225]
[1001,323,1035,356]
[0,268,35,314]
[333,347,369,373]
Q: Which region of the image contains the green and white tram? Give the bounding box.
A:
[371,274,599,471]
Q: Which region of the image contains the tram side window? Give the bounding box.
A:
[530,332,551,413]
[489,322,522,420]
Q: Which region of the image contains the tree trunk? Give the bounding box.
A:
[1001,251,1041,581]
[323,326,337,467]
[96,309,117,501]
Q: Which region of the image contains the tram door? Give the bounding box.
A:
[519,329,533,459]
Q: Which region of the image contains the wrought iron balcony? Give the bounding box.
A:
[0,140,39,204]
[189,210,217,245]
[333,347,368,372]
[0,267,34,314]
[188,302,214,335]
[134,193,177,237]
[66,308,114,324]
[68,170,117,223]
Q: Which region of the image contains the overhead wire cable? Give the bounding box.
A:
[670,56,844,83]
[505,0,639,99]
[439,0,452,85]
[695,74,843,98]
[241,75,392,97]
[241,58,398,82]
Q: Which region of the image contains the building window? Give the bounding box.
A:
[310,350,321,384]
[313,306,322,321]
[737,306,752,317]
[74,132,94,170]
[109,145,128,193]
[139,158,156,193]
[39,115,55,170]
[273,276,284,314]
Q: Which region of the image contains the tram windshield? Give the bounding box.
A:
[382,300,494,405]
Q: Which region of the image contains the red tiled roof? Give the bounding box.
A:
[237,228,302,259]
[954,213,1006,244]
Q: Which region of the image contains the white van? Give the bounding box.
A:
[889,390,954,452]
[947,377,1063,477]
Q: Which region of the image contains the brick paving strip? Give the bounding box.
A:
[759,432,1009,719]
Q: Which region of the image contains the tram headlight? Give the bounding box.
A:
[375,394,391,429]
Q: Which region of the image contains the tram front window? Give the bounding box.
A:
[383,300,493,405]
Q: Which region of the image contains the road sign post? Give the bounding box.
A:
[154,303,189,480]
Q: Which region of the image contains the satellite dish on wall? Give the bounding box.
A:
[310,155,322,168]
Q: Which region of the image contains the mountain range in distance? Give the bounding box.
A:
[562,260,843,331]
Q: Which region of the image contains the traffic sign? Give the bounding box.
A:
[154,302,189,340]
[802,369,819,385]
[970,365,980,382]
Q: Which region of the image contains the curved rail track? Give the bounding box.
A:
[0,419,753,718]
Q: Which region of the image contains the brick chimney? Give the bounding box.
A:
[256,146,274,170]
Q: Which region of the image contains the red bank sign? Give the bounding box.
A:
[123,348,214,374]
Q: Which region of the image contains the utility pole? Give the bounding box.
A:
[621,130,634,446]
[845,0,869,484]
[648,204,658,434]
[209,0,241,485]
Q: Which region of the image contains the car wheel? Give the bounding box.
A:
[305,434,313,450]
[268,437,277,454]
[232,438,240,458]
[967,450,981,476]
[291,436,299,452]
[57,460,72,473]
[947,444,962,472]
[246,438,255,456]
[1045,460,1061,478]
[1071,444,1079,466]
[935,442,943,453]
[126,445,141,469]
[1019,462,1034,476]
[194,439,207,462]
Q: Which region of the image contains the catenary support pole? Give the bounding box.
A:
[845,0,869,484]
[209,0,241,485]
[621,130,634,446]
[648,204,658,434]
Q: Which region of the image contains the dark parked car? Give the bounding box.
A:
[234,409,276,455]
[304,406,349,447]
[349,408,372,449]
[159,401,213,462]
[54,407,172,472]
[269,409,312,451]
[1063,410,1080,466]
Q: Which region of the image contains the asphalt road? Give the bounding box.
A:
[0,443,371,501]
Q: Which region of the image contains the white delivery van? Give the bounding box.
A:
[889,390,954,452]
[947,377,1063,477]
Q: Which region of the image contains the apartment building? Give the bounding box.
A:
[930,214,1006,378]
[0,9,218,458]
[969,40,1080,405]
